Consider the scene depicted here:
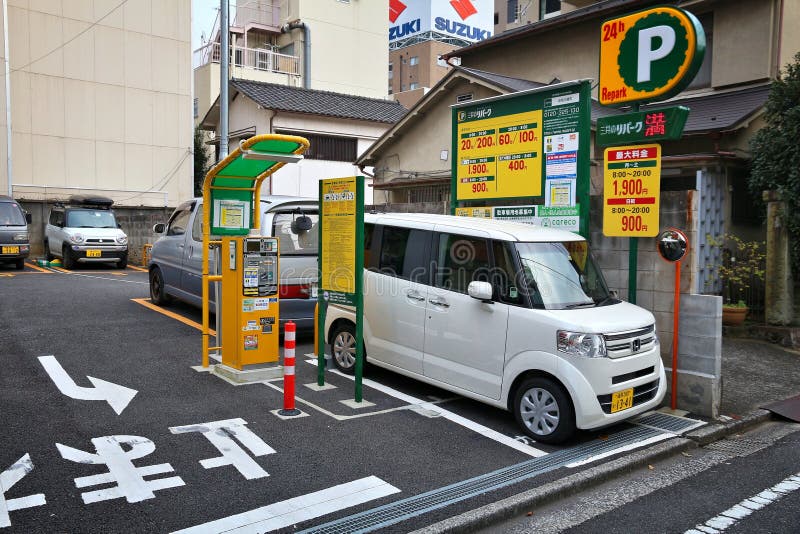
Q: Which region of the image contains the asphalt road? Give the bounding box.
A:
[487,420,800,533]
[0,261,708,533]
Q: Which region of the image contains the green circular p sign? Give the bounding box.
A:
[599,6,705,106]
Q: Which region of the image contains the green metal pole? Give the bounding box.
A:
[354,177,365,402]
[317,179,325,386]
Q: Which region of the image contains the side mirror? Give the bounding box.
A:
[153,223,166,234]
[117,223,122,229]
[468,281,494,303]
[25,213,32,224]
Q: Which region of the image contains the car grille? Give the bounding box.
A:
[604,324,656,358]
[597,379,660,414]
[611,366,655,385]
[85,238,118,245]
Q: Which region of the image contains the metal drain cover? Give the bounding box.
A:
[632,411,706,434]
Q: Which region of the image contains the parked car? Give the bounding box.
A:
[44,196,129,269]
[148,196,319,332]
[324,212,666,444]
[0,195,32,270]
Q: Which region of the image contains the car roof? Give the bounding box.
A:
[365,212,584,242]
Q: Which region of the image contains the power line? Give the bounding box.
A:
[0,0,130,80]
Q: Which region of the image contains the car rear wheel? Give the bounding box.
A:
[149,267,170,305]
[62,245,76,269]
[330,323,358,374]
[513,377,576,445]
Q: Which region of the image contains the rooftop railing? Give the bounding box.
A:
[193,41,300,77]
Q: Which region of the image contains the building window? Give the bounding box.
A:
[507,0,518,23]
[388,63,393,79]
[193,98,198,118]
[688,13,713,90]
[409,56,418,66]
[494,12,499,25]
[540,0,560,20]
[276,130,357,162]
[410,82,419,90]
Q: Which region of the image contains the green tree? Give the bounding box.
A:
[748,52,800,267]
[193,126,211,196]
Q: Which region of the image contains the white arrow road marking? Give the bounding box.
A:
[171,476,400,533]
[38,355,138,415]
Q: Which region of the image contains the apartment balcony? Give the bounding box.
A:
[193,41,300,77]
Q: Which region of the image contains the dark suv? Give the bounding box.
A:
[0,195,32,270]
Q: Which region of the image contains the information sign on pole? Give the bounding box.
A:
[317,176,365,400]
[603,144,661,237]
[596,106,689,146]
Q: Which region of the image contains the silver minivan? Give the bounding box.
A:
[0,195,32,270]
[148,195,319,332]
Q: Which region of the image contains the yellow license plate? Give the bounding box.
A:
[610,388,634,413]
[86,249,101,257]
[2,246,19,254]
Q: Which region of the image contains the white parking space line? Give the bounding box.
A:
[685,471,800,533]
[171,476,400,534]
[303,357,549,458]
[564,434,673,467]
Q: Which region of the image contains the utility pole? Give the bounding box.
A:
[220,0,229,158]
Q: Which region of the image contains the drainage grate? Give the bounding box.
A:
[632,411,706,434]
[298,425,667,534]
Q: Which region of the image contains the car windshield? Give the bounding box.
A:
[0,203,26,226]
[66,209,117,228]
[515,241,613,310]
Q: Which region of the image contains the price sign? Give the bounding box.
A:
[456,114,542,200]
[603,144,660,237]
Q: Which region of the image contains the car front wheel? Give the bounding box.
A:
[62,245,76,269]
[513,377,576,445]
[44,240,54,261]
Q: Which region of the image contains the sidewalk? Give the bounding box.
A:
[415,336,800,533]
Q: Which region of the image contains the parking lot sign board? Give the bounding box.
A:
[451,81,591,236]
[603,144,661,237]
[596,106,689,146]
[598,6,705,106]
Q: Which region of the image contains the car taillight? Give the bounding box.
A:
[280,284,311,299]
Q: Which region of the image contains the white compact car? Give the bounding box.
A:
[324,212,666,444]
[44,196,128,269]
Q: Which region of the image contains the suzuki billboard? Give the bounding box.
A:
[389,0,493,44]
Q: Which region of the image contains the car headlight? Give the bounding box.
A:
[13,233,27,241]
[69,233,84,244]
[557,331,607,358]
[116,235,128,245]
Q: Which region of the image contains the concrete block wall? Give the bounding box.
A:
[665,294,723,418]
[19,200,174,265]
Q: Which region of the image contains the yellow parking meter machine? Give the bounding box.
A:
[221,236,280,370]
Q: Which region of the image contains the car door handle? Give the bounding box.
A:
[406,290,425,302]
[429,297,450,308]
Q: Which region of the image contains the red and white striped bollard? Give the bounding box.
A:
[279,321,301,416]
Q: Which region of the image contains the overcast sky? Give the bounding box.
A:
[193,0,227,50]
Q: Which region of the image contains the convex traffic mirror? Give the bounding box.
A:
[657,227,689,262]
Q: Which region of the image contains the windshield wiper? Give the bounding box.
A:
[562,301,595,309]
[593,296,619,307]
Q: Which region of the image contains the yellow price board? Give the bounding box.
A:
[456,110,542,200]
[603,144,660,237]
[320,177,357,297]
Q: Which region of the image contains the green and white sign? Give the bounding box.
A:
[597,106,689,146]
